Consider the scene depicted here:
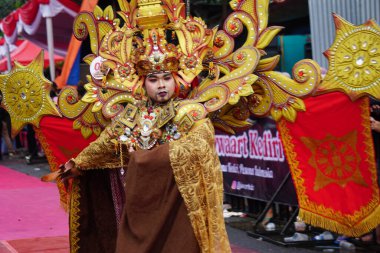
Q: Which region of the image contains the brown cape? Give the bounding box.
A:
[69,170,122,253]
[115,143,200,253]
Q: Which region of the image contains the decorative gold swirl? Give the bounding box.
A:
[174,102,207,124]
[198,85,229,110]
[249,79,272,116]
[212,99,252,134]
[175,85,230,123]
[102,92,137,118]
[73,12,99,54]
[248,59,321,122]
[213,31,234,59]
[58,87,89,119]
[73,107,104,138]
[224,10,256,47]
[213,48,260,105]
[94,110,110,130]
[224,13,244,37]
[291,59,321,96]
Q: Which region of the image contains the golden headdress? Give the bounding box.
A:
[1,0,328,137]
[52,0,323,137]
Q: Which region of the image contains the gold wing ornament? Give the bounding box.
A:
[0,0,322,138]
[171,0,322,133]
[63,0,322,137]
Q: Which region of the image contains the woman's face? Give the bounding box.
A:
[145,72,175,103]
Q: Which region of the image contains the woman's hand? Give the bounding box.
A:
[59,159,81,190]
[370,117,380,133]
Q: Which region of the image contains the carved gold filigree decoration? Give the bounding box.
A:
[0,51,61,136]
[61,0,324,136]
[184,0,321,134]
[0,0,323,138]
[319,14,380,100]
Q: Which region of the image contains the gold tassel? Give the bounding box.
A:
[299,205,380,237]
[120,142,123,168]
[113,140,119,155]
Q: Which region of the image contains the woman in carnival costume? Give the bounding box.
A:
[1,0,322,251]
[59,0,236,252]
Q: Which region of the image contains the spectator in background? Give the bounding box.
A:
[0,107,15,158]
[50,82,60,104]
[76,80,86,99]
[370,102,380,185]
[25,124,39,164]
[368,102,380,245]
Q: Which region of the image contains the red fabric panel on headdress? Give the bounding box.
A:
[35,116,97,209]
[37,116,97,169]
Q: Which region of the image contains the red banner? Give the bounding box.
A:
[277,92,380,237]
[35,116,96,210]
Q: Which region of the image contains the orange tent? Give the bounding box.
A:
[0,40,64,72]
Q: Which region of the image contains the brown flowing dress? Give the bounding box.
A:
[72,119,231,253]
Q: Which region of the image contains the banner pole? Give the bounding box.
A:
[253,171,291,229]
[280,206,299,235]
[46,16,56,80]
[5,42,11,72]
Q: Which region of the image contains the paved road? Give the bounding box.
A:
[1,153,378,253]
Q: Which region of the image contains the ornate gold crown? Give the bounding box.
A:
[134,29,180,76]
[133,0,180,75]
[136,0,168,29]
[72,0,213,95]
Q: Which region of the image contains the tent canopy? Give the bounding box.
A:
[0,0,80,56]
[0,40,64,72]
[0,38,23,58]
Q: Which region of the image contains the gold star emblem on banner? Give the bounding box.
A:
[320,14,380,100]
[0,51,61,137]
[301,131,367,191]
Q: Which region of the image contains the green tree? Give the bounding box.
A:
[15,0,26,8]
[0,0,27,19]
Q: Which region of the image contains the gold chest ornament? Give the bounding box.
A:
[113,99,181,150]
